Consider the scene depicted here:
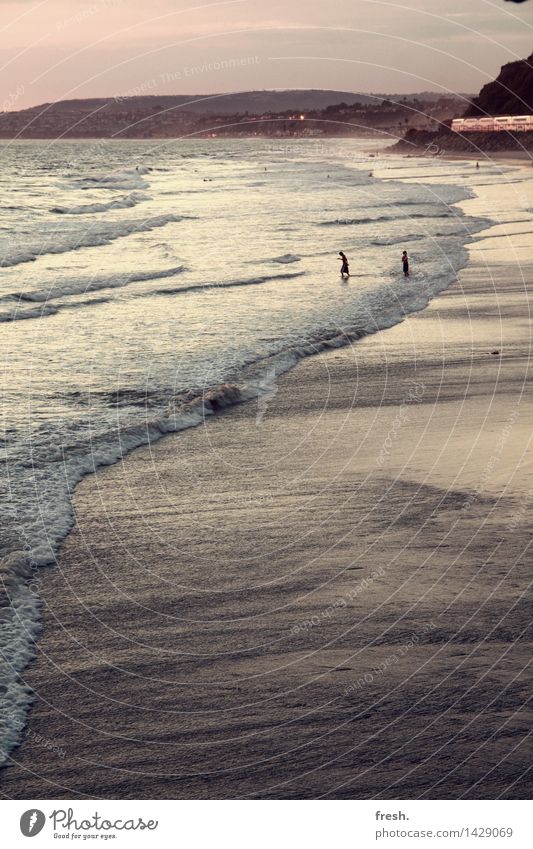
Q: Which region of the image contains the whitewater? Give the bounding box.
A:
[0,136,517,765]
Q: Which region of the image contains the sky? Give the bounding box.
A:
[1,0,532,110]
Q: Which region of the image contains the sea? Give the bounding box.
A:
[0,136,520,764]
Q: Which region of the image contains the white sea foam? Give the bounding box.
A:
[0,582,40,765]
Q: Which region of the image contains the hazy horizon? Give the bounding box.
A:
[1,0,531,112]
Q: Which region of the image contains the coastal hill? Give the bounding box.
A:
[0,89,465,139]
[395,52,533,153]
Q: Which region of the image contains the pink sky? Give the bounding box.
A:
[1,0,531,109]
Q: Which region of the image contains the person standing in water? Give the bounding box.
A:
[339,251,350,278]
[402,250,410,277]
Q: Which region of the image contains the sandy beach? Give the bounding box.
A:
[1,167,532,800]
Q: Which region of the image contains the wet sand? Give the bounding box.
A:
[1,175,532,800]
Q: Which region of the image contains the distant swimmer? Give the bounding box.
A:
[339,251,350,278]
[402,250,410,277]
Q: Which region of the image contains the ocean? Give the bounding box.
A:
[0,137,512,764]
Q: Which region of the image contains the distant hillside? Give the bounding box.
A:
[2,89,465,117]
[466,52,533,116]
[0,89,465,139]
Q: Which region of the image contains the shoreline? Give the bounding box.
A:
[1,161,532,800]
[442,150,533,166]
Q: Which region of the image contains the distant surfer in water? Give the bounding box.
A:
[402,250,410,277]
[339,251,350,278]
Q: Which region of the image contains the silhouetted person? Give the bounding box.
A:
[339,251,350,278]
[402,250,410,277]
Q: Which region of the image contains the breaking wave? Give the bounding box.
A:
[50,192,150,215]
[0,214,186,268]
[1,265,186,305]
[151,271,306,297]
[319,211,456,227]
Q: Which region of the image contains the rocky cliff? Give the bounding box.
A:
[466,52,533,116]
